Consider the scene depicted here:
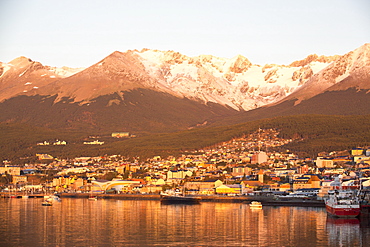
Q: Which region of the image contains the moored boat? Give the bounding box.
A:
[160,191,201,204]
[88,196,97,201]
[325,190,360,218]
[42,199,53,206]
[249,201,262,209]
[44,195,61,202]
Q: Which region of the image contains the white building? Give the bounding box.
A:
[315,157,334,168]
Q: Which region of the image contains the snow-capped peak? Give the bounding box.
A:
[3,44,368,111]
[134,49,335,110]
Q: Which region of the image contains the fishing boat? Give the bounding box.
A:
[249,201,262,209]
[160,190,201,204]
[325,190,360,218]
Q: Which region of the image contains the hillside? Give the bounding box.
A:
[101,114,370,158]
[2,115,370,163]
[0,89,237,133]
[210,87,370,127]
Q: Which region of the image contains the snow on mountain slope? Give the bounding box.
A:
[4,44,364,111]
[48,66,85,77]
[0,57,84,102]
[283,43,370,104]
[135,49,334,110]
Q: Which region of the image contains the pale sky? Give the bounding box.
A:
[0,0,369,68]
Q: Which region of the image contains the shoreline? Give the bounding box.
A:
[0,192,326,207]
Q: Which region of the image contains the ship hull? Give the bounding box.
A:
[160,195,201,204]
[325,204,360,218]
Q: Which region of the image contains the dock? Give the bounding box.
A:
[0,192,325,207]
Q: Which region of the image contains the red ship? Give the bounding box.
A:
[325,190,360,218]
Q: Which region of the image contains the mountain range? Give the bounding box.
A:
[0,43,369,134]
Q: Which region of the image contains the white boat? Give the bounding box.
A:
[45,195,61,202]
[42,198,53,206]
[249,201,262,209]
[88,196,97,201]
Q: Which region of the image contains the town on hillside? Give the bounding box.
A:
[1,128,370,197]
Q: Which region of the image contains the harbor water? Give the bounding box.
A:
[0,198,369,246]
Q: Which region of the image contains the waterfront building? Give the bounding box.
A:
[292,175,321,190]
[242,180,264,191]
[184,179,223,194]
[92,179,142,192]
[215,183,245,195]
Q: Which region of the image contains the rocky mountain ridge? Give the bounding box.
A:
[0,57,83,102]
[1,45,351,110]
[281,43,370,104]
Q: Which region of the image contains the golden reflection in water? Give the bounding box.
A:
[0,198,369,246]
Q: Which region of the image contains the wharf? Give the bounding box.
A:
[0,192,50,198]
[200,195,325,207]
[59,193,161,200]
[58,193,325,207]
[0,192,325,207]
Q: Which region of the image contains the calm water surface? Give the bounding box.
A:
[0,198,369,246]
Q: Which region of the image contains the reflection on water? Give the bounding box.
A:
[326,216,369,247]
[0,198,369,246]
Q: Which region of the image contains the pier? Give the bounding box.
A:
[0,192,326,206]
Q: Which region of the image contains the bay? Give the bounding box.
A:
[0,198,369,246]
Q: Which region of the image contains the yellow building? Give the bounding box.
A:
[215,183,245,195]
[351,148,364,156]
